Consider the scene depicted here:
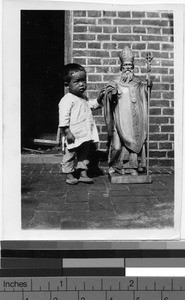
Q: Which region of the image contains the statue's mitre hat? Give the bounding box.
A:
[119,46,134,63]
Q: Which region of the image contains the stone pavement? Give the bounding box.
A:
[21,154,174,230]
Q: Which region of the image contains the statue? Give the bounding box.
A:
[103,46,152,183]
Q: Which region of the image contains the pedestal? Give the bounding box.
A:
[109,173,152,184]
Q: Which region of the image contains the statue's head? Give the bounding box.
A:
[119,46,134,72]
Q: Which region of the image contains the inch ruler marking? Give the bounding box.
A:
[0,277,185,300]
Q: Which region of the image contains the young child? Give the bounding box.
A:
[59,63,104,185]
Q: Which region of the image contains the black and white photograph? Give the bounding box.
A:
[2,0,184,240]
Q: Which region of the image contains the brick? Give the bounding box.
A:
[88,75,102,82]
[163,92,174,100]
[150,133,168,141]
[101,125,108,133]
[88,83,106,90]
[103,26,117,33]
[159,142,172,150]
[73,50,87,57]
[88,50,110,57]
[152,84,170,90]
[162,76,174,83]
[151,91,162,99]
[103,43,117,50]
[150,108,161,115]
[149,125,160,132]
[98,18,112,25]
[74,18,96,25]
[133,27,146,34]
[88,91,99,99]
[103,74,117,82]
[74,26,87,32]
[118,27,132,33]
[111,67,120,73]
[163,108,174,115]
[113,19,140,25]
[112,35,140,41]
[99,142,108,150]
[169,134,174,141]
[142,35,168,42]
[146,12,160,18]
[88,42,101,49]
[86,66,95,73]
[161,125,174,132]
[161,60,174,67]
[89,26,102,33]
[169,117,174,124]
[73,42,86,48]
[73,58,86,65]
[88,11,101,17]
[148,52,169,59]
[161,44,174,51]
[149,142,158,149]
[73,34,95,41]
[150,100,170,107]
[88,58,101,65]
[150,159,174,167]
[94,116,106,124]
[150,67,168,74]
[103,11,117,17]
[99,134,108,141]
[117,43,131,49]
[92,108,103,116]
[161,13,173,19]
[149,151,167,158]
[118,11,131,18]
[73,11,86,17]
[142,20,168,27]
[167,151,174,158]
[97,35,111,41]
[163,28,173,35]
[147,28,161,35]
[150,116,169,124]
[132,11,146,18]
[96,66,110,73]
[151,75,160,83]
[132,43,146,50]
[103,59,117,65]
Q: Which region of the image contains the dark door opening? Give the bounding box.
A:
[21,10,65,147]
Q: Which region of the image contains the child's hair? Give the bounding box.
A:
[64,63,86,84]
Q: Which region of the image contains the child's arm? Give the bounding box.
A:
[62,127,75,144]
[59,96,75,144]
[88,89,105,109]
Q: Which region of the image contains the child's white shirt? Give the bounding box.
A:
[59,92,100,149]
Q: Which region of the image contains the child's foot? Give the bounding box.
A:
[79,170,94,183]
[66,173,78,185]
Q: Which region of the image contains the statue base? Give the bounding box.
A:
[109,173,152,184]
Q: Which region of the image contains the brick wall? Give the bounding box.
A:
[70,10,174,166]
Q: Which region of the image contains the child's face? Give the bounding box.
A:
[67,70,87,97]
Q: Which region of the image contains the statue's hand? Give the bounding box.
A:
[97,88,105,105]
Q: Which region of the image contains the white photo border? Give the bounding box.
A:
[2,0,184,241]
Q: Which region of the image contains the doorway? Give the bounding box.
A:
[21,10,65,147]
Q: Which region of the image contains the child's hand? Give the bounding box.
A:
[66,131,75,144]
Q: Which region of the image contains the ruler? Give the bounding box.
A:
[0,276,185,300]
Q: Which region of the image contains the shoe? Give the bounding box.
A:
[66,178,78,185]
[78,176,94,183]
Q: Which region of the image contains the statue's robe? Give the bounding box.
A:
[104,75,148,173]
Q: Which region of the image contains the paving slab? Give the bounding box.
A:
[21,154,174,230]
